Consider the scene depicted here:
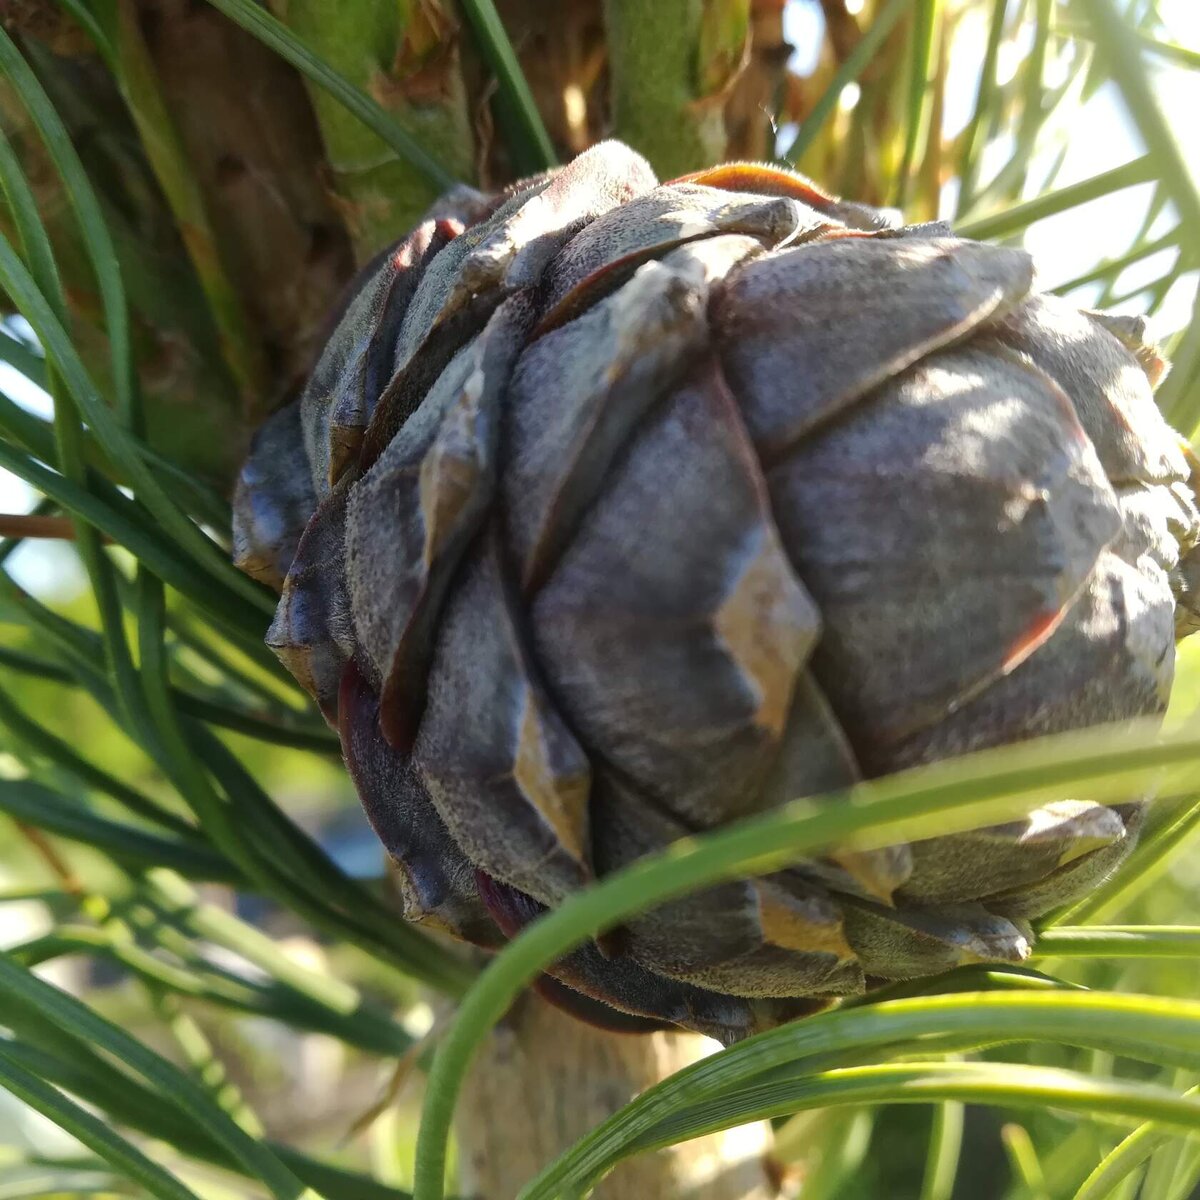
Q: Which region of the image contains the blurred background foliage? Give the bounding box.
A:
[0,1,1197,1198]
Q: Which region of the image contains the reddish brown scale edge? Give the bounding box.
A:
[474,872,776,1039]
[329,219,470,488]
[668,162,839,209]
[529,975,675,1034]
[533,235,730,340]
[1000,608,1069,676]
[477,873,673,1034]
[355,291,507,477]
[338,659,503,948]
[318,217,467,360]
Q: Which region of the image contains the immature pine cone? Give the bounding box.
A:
[234,142,1200,1041]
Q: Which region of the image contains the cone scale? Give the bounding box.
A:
[234,142,1200,1041]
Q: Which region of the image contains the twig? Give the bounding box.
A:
[0,513,110,542]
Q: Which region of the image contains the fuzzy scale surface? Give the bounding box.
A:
[233,141,1200,1040]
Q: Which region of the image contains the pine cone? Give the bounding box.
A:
[234,142,1200,1041]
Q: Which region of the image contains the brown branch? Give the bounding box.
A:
[14,822,84,897]
[0,513,112,543]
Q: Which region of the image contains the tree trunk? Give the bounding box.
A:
[5,10,793,1196]
[455,992,778,1200]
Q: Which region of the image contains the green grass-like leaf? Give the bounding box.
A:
[0,1033,411,1200]
[1,2,1198,1196]
[0,1047,204,1200]
[0,779,232,881]
[0,952,317,1200]
[0,229,275,619]
[782,0,915,167]
[919,1099,964,1200]
[0,25,136,428]
[1031,927,1200,958]
[1079,0,1200,234]
[411,724,1200,1198]
[201,0,460,191]
[97,0,268,399]
[1073,1086,1199,1200]
[894,0,939,206]
[519,991,1200,1197]
[956,155,1156,241]
[603,1062,1200,1180]
[457,0,557,173]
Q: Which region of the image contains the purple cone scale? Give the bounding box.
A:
[233,142,1200,1042]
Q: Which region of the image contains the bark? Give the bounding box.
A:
[604,0,747,178]
[492,0,606,169]
[133,0,354,400]
[723,0,789,162]
[270,0,478,262]
[455,992,779,1200]
[10,8,787,1195]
